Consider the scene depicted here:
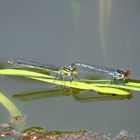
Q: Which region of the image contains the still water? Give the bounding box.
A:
[0,0,140,138]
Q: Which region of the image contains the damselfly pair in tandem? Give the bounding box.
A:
[8,59,130,84]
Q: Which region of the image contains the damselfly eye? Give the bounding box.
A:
[124,70,131,77]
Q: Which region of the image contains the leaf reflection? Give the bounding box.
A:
[13,86,132,102]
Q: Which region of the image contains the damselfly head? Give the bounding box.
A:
[68,65,73,70]
[124,70,131,77]
[67,65,78,75]
[116,69,130,77]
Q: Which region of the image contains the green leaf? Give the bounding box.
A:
[0,69,131,96]
[28,76,130,96]
[0,92,21,116]
[83,79,140,91]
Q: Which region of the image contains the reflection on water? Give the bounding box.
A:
[13,86,131,102]
[70,0,81,31]
[99,0,112,65]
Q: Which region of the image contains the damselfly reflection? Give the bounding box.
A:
[72,61,130,84]
[8,59,80,82]
[12,86,132,102]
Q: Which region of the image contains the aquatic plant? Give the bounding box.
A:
[0,69,131,95]
[0,92,26,138]
[0,69,140,102]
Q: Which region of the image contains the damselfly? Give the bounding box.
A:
[72,61,130,84]
[8,59,79,81]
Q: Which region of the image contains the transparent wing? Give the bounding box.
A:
[72,61,115,74]
[8,59,60,71]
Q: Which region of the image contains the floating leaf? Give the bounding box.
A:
[0,69,131,96]
[83,79,140,92]
[0,69,52,78]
